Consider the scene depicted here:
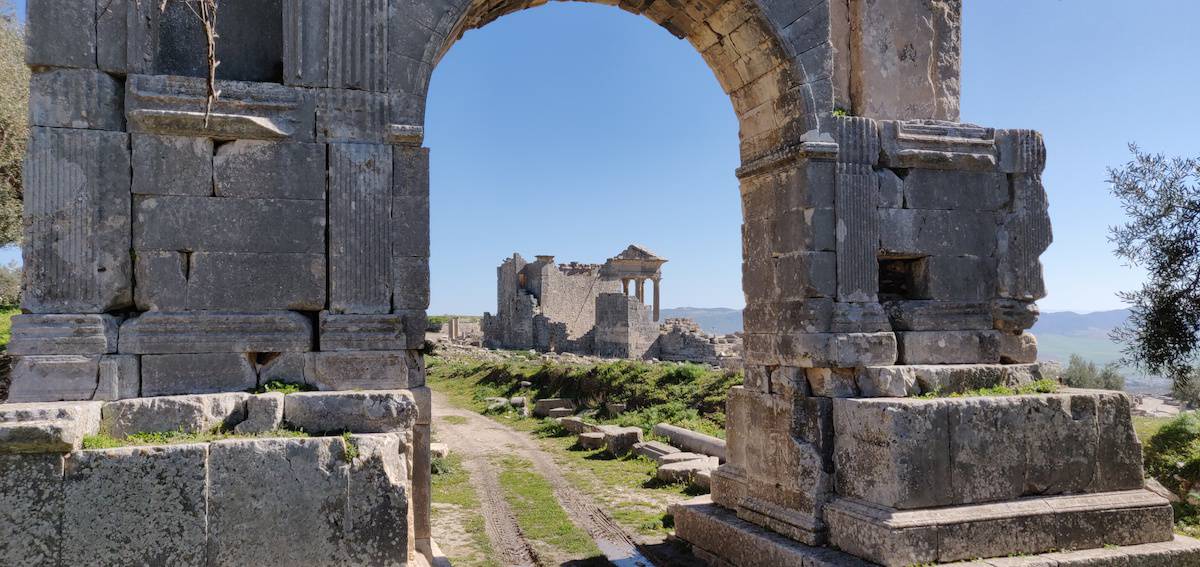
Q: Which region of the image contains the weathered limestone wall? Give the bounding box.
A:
[594,293,661,359]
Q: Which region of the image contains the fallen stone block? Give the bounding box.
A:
[694,467,713,490]
[0,421,84,454]
[22,127,132,314]
[29,69,125,131]
[213,140,326,200]
[430,442,449,459]
[484,397,508,412]
[7,314,119,355]
[309,351,424,391]
[603,426,643,457]
[62,444,208,566]
[131,133,214,196]
[826,490,1175,566]
[559,416,599,435]
[578,432,606,450]
[119,311,313,354]
[653,423,727,462]
[897,330,1002,364]
[206,436,410,566]
[100,393,250,438]
[7,355,137,403]
[660,452,709,465]
[234,393,285,435]
[658,456,719,485]
[633,440,680,462]
[533,398,575,418]
[319,311,424,351]
[0,453,64,566]
[140,353,258,397]
[284,390,419,434]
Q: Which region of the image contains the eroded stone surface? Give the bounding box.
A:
[100,393,249,438]
[284,390,419,434]
[0,454,63,567]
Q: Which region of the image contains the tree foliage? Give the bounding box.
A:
[1108,145,1200,396]
[0,0,26,247]
[1059,354,1125,391]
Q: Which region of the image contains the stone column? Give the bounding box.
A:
[622,279,630,295]
[635,279,645,303]
[652,278,661,322]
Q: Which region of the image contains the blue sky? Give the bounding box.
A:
[7,0,1199,315]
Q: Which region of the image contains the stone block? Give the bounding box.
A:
[101,393,250,438]
[317,89,413,143]
[883,300,992,331]
[879,121,998,171]
[533,398,575,418]
[141,353,258,397]
[900,363,1040,395]
[1094,391,1146,492]
[0,421,84,454]
[659,455,720,484]
[26,0,95,68]
[131,134,214,196]
[96,0,126,73]
[833,397,951,509]
[328,0,390,91]
[805,368,859,398]
[548,407,574,418]
[120,311,313,354]
[603,426,643,457]
[915,255,997,301]
[127,0,283,82]
[282,0,330,87]
[0,401,104,434]
[826,490,1174,566]
[836,164,880,302]
[126,74,316,141]
[256,351,315,386]
[213,140,326,200]
[998,176,1053,301]
[559,416,597,435]
[134,195,325,254]
[992,298,1040,332]
[879,208,997,257]
[320,311,425,351]
[634,440,680,462]
[7,355,136,403]
[877,169,904,208]
[7,314,119,355]
[310,351,424,391]
[774,252,837,299]
[394,195,431,257]
[394,146,431,197]
[329,143,393,313]
[997,129,1047,174]
[135,251,327,311]
[660,452,709,465]
[22,127,131,314]
[207,436,410,566]
[578,431,605,450]
[62,445,207,566]
[92,355,140,401]
[778,332,899,368]
[29,69,124,130]
[830,302,891,333]
[0,454,63,567]
[855,366,919,398]
[999,332,1038,363]
[284,390,419,434]
[769,207,836,255]
[897,330,1002,364]
[901,169,1009,210]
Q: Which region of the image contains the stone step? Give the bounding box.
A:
[671,496,1200,567]
[825,489,1175,566]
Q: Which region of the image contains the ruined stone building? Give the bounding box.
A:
[482,246,740,364]
[3,0,1196,565]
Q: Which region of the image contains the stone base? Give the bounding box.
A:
[826,490,1174,566]
[671,496,1200,567]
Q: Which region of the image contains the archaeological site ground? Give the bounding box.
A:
[3,0,1200,565]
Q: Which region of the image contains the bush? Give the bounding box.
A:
[1145,413,1200,500]
[1060,354,1125,391]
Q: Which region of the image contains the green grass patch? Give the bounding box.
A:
[426,353,740,437]
[1142,412,1200,535]
[912,379,1061,399]
[431,453,499,567]
[495,455,600,557]
[441,415,469,426]
[82,428,309,449]
[0,305,19,349]
[1135,416,1174,444]
[249,380,316,395]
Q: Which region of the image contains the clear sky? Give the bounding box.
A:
[6,0,1199,315]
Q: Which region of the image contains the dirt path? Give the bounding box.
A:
[431,390,654,567]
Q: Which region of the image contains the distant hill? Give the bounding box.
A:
[660,307,743,335]
[1032,309,1131,339]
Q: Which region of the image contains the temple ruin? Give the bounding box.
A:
[481,246,741,364]
[2,0,1197,565]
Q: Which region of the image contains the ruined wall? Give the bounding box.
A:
[657,318,739,365]
[536,264,622,340]
[594,293,660,360]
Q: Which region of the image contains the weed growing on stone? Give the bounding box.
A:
[912,379,1060,399]
[341,432,359,463]
[250,380,316,395]
[82,428,309,449]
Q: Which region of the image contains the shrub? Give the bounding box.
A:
[1145,413,1200,500]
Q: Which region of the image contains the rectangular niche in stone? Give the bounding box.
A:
[329,143,393,314]
[23,127,132,314]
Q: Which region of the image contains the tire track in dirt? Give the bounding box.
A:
[431,390,654,567]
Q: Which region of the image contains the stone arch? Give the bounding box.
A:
[393,0,832,165]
